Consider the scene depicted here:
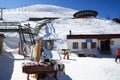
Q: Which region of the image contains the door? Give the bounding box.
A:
[100,40,110,54]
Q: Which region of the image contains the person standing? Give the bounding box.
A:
[115,48,120,62]
[63,49,70,59]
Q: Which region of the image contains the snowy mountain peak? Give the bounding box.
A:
[7,4,76,12]
[4,4,76,21]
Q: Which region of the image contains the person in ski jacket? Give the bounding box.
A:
[115,48,120,62]
[63,49,70,59]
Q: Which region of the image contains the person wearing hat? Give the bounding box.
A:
[115,48,120,62]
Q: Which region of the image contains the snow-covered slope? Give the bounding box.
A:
[35,18,120,50]
[7,4,76,12]
[4,4,76,21]
[39,18,120,39]
[1,51,120,80]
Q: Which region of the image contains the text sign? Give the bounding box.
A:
[86,39,92,43]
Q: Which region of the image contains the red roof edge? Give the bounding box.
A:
[67,34,120,39]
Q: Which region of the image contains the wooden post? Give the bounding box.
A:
[18,42,20,54]
[36,38,42,62]
[35,38,42,79]
[27,74,29,80]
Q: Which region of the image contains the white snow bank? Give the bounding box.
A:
[1,52,120,80]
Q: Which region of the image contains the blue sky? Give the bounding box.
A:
[0,0,120,19]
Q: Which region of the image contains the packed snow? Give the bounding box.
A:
[1,51,120,80]
[4,4,76,21]
[0,4,120,80]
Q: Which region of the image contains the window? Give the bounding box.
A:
[82,42,87,49]
[110,41,114,45]
[91,42,96,49]
[73,42,78,49]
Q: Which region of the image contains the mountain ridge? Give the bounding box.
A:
[6,4,77,12]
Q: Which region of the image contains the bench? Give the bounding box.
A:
[22,63,65,80]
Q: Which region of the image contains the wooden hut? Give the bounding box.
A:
[67,34,120,55]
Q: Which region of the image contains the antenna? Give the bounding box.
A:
[0,7,5,20]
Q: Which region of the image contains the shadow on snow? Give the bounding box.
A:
[0,52,14,80]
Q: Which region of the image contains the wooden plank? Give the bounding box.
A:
[36,38,42,62]
[35,38,42,79]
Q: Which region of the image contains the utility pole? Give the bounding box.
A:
[0,8,5,20]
